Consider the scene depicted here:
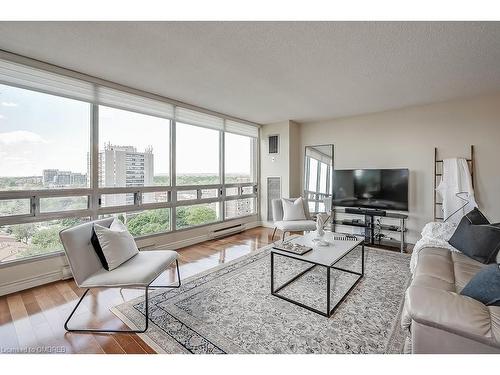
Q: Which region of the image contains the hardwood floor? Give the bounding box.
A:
[0,227,275,354]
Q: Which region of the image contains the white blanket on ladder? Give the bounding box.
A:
[436,158,477,225]
[410,221,460,274]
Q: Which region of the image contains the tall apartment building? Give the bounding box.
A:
[96,143,154,206]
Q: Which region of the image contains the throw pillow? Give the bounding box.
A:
[448,208,500,264]
[282,197,307,221]
[460,264,500,306]
[94,219,139,271]
[91,228,109,270]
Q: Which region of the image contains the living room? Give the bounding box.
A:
[1,1,500,373]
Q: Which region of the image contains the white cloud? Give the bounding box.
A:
[1,101,18,107]
[0,130,48,145]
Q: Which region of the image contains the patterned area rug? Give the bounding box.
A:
[112,242,411,354]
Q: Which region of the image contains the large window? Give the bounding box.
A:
[99,106,170,188]
[0,84,90,190]
[176,122,220,185]
[0,58,259,265]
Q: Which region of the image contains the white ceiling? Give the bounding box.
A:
[1,22,500,124]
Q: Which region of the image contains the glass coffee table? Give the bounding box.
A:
[270,232,364,317]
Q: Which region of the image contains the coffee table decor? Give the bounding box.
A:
[272,241,313,255]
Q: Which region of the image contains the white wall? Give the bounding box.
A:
[298,93,500,243]
[260,121,302,224]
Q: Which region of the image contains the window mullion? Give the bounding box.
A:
[90,102,99,220]
[170,119,177,231]
[219,128,225,221]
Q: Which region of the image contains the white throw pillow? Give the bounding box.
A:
[94,219,139,271]
[282,197,307,221]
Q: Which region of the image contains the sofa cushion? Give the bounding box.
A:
[414,247,455,286]
[448,208,500,264]
[451,251,486,291]
[414,247,485,293]
[461,264,500,306]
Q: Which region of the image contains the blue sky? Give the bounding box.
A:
[0,84,251,177]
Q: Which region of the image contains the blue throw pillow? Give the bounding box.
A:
[460,264,500,306]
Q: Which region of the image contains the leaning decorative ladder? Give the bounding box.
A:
[433,145,475,221]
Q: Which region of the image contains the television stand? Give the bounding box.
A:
[332,207,408,253]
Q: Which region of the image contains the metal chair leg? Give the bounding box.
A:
[64,259,181,334]
[281,231,287,241]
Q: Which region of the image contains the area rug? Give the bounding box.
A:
[112,241,411,354]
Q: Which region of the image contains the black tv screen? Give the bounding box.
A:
[332,169,409,211]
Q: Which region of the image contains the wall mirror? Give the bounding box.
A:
[303,144,334,214]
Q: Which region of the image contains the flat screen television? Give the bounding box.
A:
[332,168,409,211]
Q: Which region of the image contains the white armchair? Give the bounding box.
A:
[59,217,181,334]
[271,198,316,241]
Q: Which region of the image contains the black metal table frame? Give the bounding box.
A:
[270,243,364,317]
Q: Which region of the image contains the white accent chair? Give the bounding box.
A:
[59,217,181,334]
[271,198,316,241]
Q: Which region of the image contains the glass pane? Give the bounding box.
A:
[225,198,256,219]
[225,133,256,183]
[308,201,315,213]
[226,187,238,196]
[142,191,168,204]
[201,188,218,199]
[308,158,318,192]
[241,186,254,195]
[0,218,88,263]
[177,190,197,201]
[0,199,31,217]
[319,162,328,194]
[100,209,170,237]
[176,203,220,229]
[176,122,219,185]
[100,193,134,207]
[39,196,88,213]
[98,105,170,187]
[0,84,90,191]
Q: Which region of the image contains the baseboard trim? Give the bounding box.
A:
[0,265,72,296]
[149,221,262,250]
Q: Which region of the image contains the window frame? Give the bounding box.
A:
[0,77,259,265]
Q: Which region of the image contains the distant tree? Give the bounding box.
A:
[186,206,217,226]
[60,218,84,227]
[176,207,189,228]
[30,226,62,250]
[126,209,169,236]
[10,224,36,244]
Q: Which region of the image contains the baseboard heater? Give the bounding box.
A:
[209,224,245,239]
